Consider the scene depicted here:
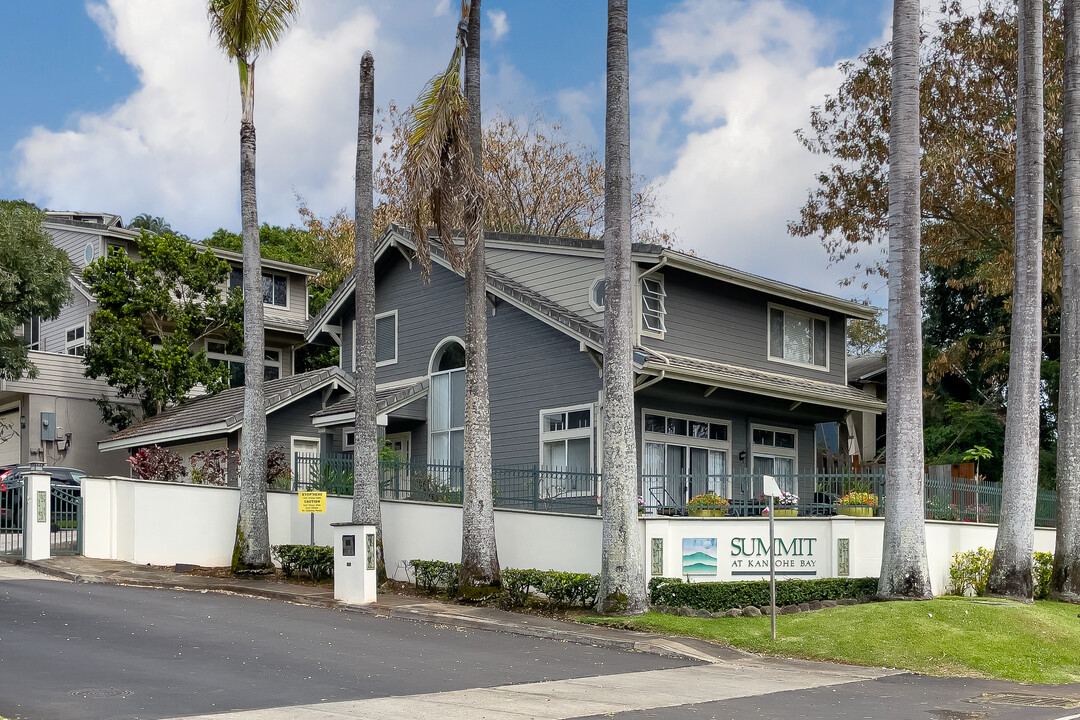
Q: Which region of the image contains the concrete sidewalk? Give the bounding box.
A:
[9,555,751,665]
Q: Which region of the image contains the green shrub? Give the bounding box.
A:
[408,560,460,596]
[647,576,878,611]
[271,544,334,581]
[947,547,1055,598]
[1034,551,1053,600]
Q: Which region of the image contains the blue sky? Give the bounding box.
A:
[0,0,893,302]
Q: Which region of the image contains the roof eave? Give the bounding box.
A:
[660,252,878,321]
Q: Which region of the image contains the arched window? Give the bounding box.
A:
[429,339,465,467]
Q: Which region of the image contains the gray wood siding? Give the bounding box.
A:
[2,352,121,401]
[646,267,848,385]
[45,226,103,271]
[40,294,93,355]
[266,388,350,452]
[486,248,604,324]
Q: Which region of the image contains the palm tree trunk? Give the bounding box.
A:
[990,0,1044,601]
[352,51,386,583]
[1053,0,1080,604]
[878,0,931,600]
[599,0,647,616]
[459,0,500,596]
[235,57,270,570]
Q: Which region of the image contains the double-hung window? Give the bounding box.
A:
[65,325,86,356]
[229,269,288,308]
[375,311,398,366]
[539,405,594,498]
[751,424,798,495]
[641,410,730,508]
[768,304,828,369]
[24,316,40,351]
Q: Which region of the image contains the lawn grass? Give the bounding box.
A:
[583,596,1080,684]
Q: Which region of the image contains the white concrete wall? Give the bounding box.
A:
[79,477,1056,595]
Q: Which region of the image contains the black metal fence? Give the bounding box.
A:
[292,454,1058,526]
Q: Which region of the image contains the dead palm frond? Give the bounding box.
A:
[403,0,484,280]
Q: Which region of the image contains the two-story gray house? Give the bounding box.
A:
[305,225,885,509]
[0,211,320,475]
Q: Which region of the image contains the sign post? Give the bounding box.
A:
[298,491,327,545]
[762,474,781,641]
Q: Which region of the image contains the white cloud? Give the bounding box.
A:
[635,0,885,305]
[487,9,509,42]
[12,1,455,240]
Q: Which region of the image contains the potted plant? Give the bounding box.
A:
[761,491,799,517]
[686,492,729,517]
[836,491,879,517]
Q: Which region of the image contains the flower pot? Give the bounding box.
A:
[773,508,797,517]
[687,507,726,517]
[838,506,874,517]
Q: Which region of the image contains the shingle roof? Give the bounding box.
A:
[640,351,885,413]
[312,378,429,422]
[100,367,349,447]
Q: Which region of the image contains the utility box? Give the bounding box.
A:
[40,412,56,442]
[332,522,377,605]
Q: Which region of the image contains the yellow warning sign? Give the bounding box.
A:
[298,491,327,514]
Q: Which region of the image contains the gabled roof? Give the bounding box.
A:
[847,353,886,384]
[312,378,429,427]
[97,367,350,451]
[638,350,886,414]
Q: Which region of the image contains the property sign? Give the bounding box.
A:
[298,491,327,514]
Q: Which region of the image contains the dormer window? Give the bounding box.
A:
[641,276,666,334]
[229,268,288,307]
[768,304,828,369]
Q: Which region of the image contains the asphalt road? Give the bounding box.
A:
[2,565,1078,720]
[0,567,690,720]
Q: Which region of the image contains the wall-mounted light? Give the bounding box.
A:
[738,451,747,462]
[19,415,26,429]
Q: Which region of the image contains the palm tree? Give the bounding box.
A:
[208,0,300,570]
[1053,0,1080,604]
[878,0,932,599]
[598,0,647,616]
[990,0,1044,601]
[127,213,173,235]
[352,51,386,582]
[402,0,499,595]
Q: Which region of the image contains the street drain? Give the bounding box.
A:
[68,688,133,699]
[980,692,1080,709]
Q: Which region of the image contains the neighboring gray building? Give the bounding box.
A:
[0,211,319,476]
[306,225,885,509]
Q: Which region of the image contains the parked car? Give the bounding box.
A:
[0,466,86,528]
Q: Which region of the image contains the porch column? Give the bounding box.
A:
[23,471,51,561]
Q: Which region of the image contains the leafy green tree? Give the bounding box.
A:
[83,231,242,428]
[0,200,72,380]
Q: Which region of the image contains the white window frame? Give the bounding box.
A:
[262,272,289,308]
[229,268,289,309]
[641,409,732,503]
[265,348,281,380]
[64,324,86,356]
[588,277,606,313]
[25,315,40,351]
[538,403,595,471]
[640,273,667,338]
[750,423,799,489]
[428,337,466,468]
[342,428,356,450]
[375,310,398,367]
[767,302,830,372]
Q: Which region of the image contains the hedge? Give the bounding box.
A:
[949,548,1055,599]
[409,561,599,608]
[271,544,334,581]
[648,576,878,611]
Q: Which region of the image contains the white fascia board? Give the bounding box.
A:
[312,411,353,428]
[97,422,230,452]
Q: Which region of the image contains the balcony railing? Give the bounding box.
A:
[292,454,1058,526]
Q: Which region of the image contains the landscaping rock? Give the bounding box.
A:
[692,607,712,618]
[710,611,727,619]
[742,605,761,617]
[727,608,743,618]
[821,600,837,608]
[798,603,811,613]
[808,601,823,611]
[759,606,772,616]
[779,605,799,615]
[838,598,857,606]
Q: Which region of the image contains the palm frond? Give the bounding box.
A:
[207,0,300,60]
[402,0,485,281]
